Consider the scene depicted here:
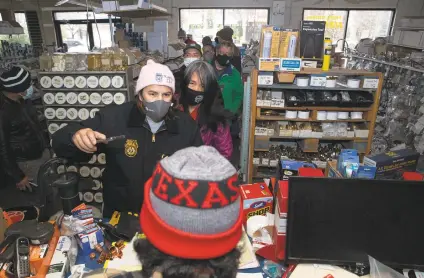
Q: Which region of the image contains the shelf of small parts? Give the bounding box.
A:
[256,116,369,122]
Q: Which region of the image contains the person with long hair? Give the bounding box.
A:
[52,60,202,217]
[179,60,233,159]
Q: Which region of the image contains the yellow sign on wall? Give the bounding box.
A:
[305,15,344,30]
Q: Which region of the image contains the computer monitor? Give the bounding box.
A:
[286,177,424,269]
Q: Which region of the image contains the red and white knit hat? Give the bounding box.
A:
[140,146,243,259]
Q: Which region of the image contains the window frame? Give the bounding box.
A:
[53,11,121,50]
[179,7,270,44]
[302,8,396,51]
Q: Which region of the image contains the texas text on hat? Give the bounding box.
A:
[141,146,243,260]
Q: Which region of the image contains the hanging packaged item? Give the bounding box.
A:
[300,21,326,59]
[88,53,102,71]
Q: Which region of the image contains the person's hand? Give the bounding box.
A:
[16,176,32,192]
[72,128,106,153]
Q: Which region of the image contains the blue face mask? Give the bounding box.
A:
[22,86,34,100]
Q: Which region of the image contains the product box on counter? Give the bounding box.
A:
[46,236,72,278]
[326,160,376,179]
[364,149,419,179]
[240,183,273,225]
[274,180,288,260]
[278,160,316,181]
[76,224,104,255]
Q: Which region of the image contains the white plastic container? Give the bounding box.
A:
[326,111,338,120]
[286,111,298,119]
[296,77,309,87]
[326,79,337,88]
[317,111,327,121]
[337,111,349,119]
[351,112,363,119]
[347,79,361,88]
[262,32,272,58]
[298,111,310,119]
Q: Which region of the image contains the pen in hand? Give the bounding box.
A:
[96,135,126,144]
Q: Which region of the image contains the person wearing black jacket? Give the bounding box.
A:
[52,60,203,217]
[0,66,49,191]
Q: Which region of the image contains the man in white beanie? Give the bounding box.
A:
[52,60,203,217]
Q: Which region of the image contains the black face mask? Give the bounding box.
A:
[216,54,230,67]
[185,87,204,106]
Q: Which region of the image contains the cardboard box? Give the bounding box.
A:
[77,224,104,256]
[278,160,316,181]
[279,29,300,58]
[240,183,273,225]
[46,236,72,278]
[259,25,283,58]
[325,160,342,178]
[276,72,296,83]
[258,58,281,71]
[258,72,274,85]
[364,149,420,179]
[274,180,288,260]
[300,21,326,59]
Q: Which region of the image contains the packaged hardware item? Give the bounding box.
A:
[259,26,283,58]
[240,183,273,225]
[278,160,316,181]
[364,149,419,179]
[300,21,326,59]
[46,236,72,278]
[279,29,299,58]
[337,150,360,178]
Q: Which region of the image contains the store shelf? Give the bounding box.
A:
[41,88,128,92]
[298,68,375,76]
[257,116,312,121]
[257,106,372,111]
[39,71,127,75]
[255,135,368,141]
[44,104,106,108]
[387,43,424,50]
[350,54,424,74]
[256,116,368,122]
[258,84,374,92]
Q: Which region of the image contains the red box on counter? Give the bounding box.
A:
[274,180,288,260]
[403,172,424,181]
[273,167,323,260]
[240,183,273,225]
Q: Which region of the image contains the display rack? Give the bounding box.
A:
[247,68,383,182]
[38,68,136,207]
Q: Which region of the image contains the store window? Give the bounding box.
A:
[224,9,269,45]
[303,9,394,51]
[53,11,120,52]
[180,8,269,45]
[0,12,31,45]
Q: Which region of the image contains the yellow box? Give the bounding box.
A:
[279,29,299,58]
[259,25,283,58]
[258,58,281,71]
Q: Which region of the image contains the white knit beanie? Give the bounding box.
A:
[135,60,175,95]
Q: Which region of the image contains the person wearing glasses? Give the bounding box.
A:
[0,66,50,192]
[52,60,203,217]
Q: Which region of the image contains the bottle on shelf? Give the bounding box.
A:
[39,50,52,72]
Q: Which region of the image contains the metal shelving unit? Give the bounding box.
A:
[39,68,136,206]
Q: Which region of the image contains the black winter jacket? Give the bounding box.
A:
[0,95,45,184]
[52,102,203,217]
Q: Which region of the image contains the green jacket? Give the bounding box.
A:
[217,65,243,114]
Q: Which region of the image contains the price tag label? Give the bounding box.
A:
[256,99,264,106]
[255,127,268,136]
[363,78,379,89]
[270,160,279,167]
[310,76,327,87]
[262,100,272,107]
[280,58,302,72]
[271,98,285,108]
[253,157,260,165]
[261,158,270,166]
